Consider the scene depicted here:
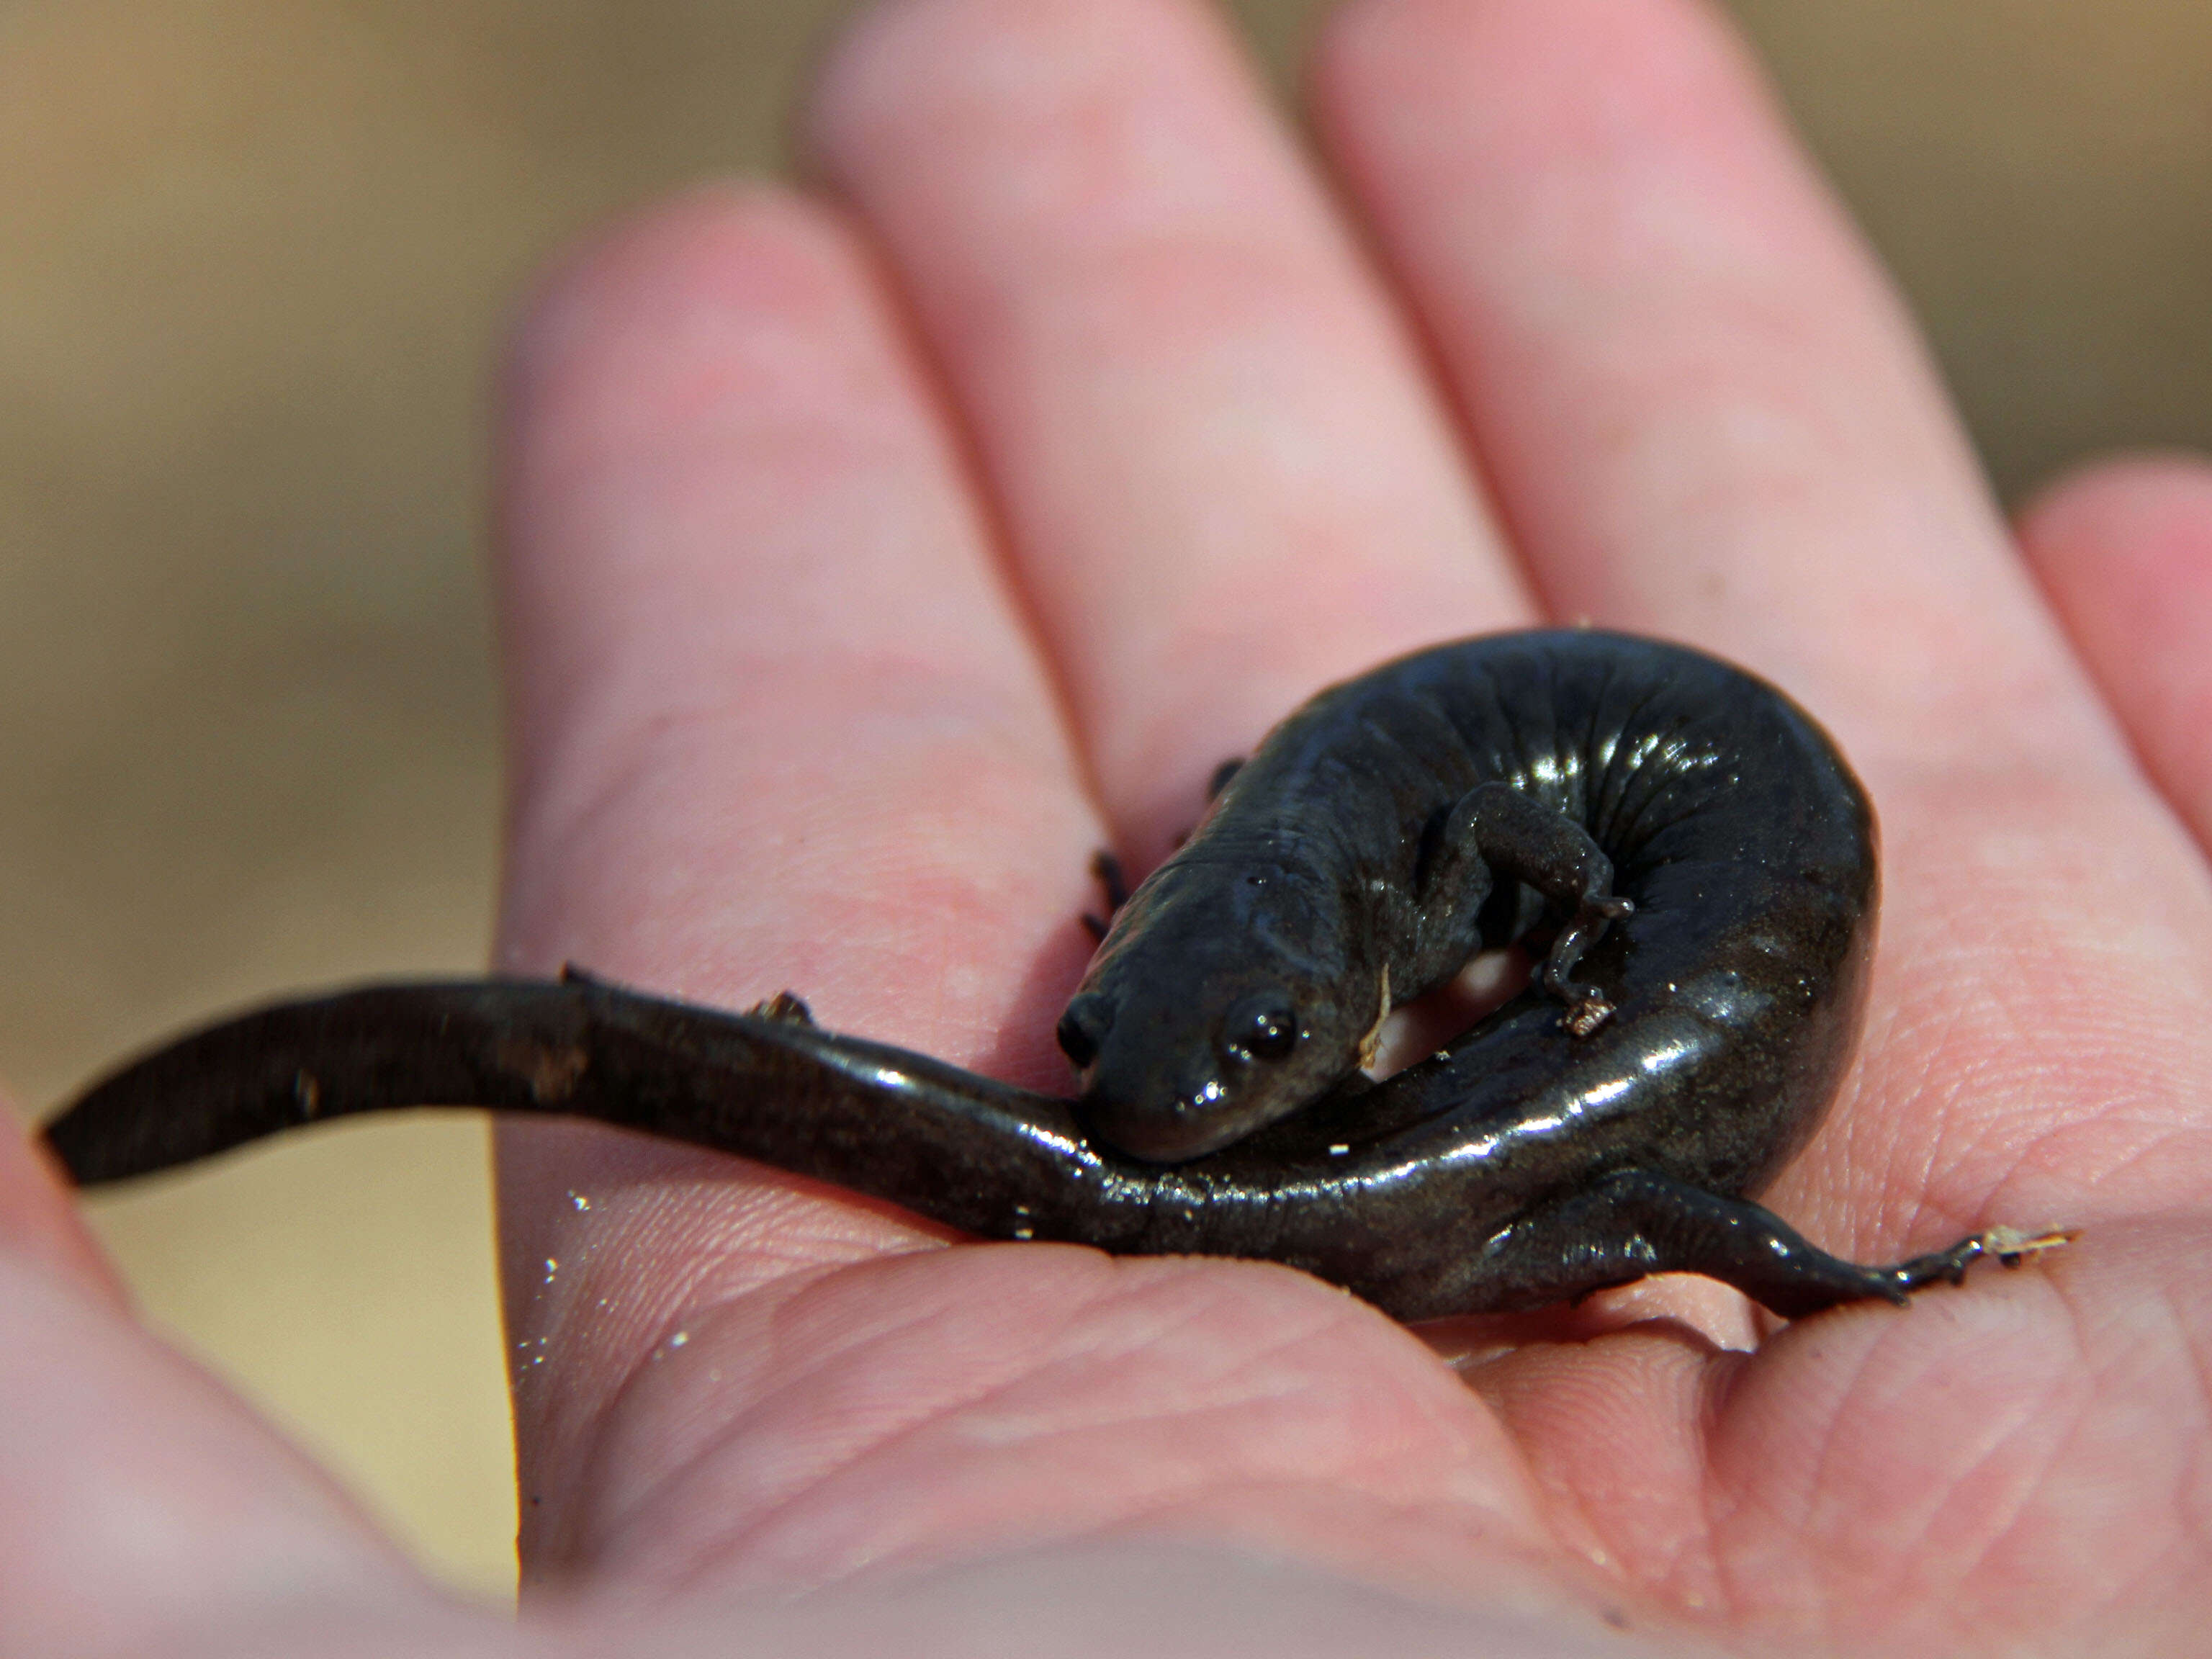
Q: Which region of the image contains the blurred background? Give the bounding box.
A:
[3,0,2206,1602]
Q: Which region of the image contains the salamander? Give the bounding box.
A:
[42,630,2057,1320]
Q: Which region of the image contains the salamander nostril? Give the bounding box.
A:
[1056,992,1113,1069]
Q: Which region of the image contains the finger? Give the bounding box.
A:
[493,186,1111,1551]
[647,1545,1676,1659]
[1310,0,2101,770]
[1,1105,125,1305]
[496,185,1097,1067]
[2018,453,2212,855]
[804,0,1527,855]
[0,1236,454,1652]
[1311,0,2212,1246]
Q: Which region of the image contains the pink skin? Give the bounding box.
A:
[6,0,2212,1651]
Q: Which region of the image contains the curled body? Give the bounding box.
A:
[45,631,2040,1320]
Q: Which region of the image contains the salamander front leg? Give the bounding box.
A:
[1452,1169,2045,1321]
[1081,850,1131,943]
[1424,782,1633,1035]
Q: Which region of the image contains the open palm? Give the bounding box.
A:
[9,1,2211,1653]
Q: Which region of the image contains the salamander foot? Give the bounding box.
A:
[1416,1169,2076,1322]
[1884,1225,2078,1295]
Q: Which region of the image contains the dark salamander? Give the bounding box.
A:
[45,631,2054,1320]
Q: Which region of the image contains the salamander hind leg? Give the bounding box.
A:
[1442,1170,2002,1321]
[1427,781,1633,1035]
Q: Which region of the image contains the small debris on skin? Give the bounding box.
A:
[1979,1224,2080,1269]
[750,990,815,1026]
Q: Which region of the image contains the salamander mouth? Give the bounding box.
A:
[1079,1071,1254,1164]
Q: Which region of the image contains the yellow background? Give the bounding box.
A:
[4,0,2207,1601]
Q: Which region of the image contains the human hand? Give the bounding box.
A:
[10,1,2212,1653]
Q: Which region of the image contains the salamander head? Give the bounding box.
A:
[1056,861,1380,1163]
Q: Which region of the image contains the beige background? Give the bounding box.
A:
[3,0,2206,1602]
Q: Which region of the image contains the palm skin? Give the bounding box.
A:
[8,0,2212,1653]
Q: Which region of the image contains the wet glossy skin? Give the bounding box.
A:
[45,631,2015,1319]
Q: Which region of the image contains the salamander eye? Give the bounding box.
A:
[1056,992,1113,1070]
[1221,992,1298,1064]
